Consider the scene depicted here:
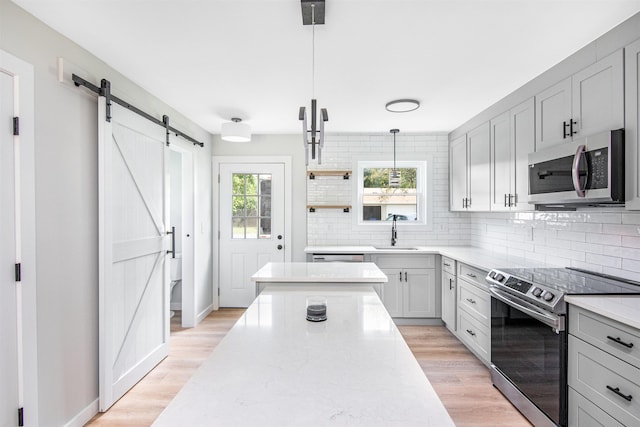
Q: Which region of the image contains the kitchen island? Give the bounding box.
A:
[251,261,388,297]
[152,285,455,427]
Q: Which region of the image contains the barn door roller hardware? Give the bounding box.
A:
[72,74,204,147]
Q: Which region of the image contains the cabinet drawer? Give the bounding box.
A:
[441,256,456,274]
[458,309,490,363]
[372,254,435,269]
[458,279,490,325]
[457,263,488,289]
[569,305,640,368]
[569,335,640,427]
[569,387,624,427]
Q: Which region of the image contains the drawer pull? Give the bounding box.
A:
[606,385,633,402]
[444,262,451,267]
[466,298,477,304]
[466,273,477,278]
[466,329,476,337]
[607,335,634,349]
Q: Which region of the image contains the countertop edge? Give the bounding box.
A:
[566,295,640,330]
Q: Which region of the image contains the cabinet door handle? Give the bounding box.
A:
[606,385,633,402]
[607,335,634,348]
[466,329,476,337]
[404,272,408,282]
[563,120,570,139]
[449,278,454,290]
[399,272,403,282]
[508,194,514,207]
[504,194,508,207]
[570,119,577,136]
[466,298,477,304]
[466,273,477,279]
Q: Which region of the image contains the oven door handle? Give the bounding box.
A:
[489,287,565,331]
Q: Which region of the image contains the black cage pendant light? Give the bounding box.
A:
[390,129,400,188]
[299,0,328,166]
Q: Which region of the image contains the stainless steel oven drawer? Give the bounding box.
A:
[569,305,640,367]
[568,335,640,427]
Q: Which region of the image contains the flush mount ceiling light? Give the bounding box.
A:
[390,129,400,188]
[299,0,328,166]
[385,99,420,113]
[221,118,251,142]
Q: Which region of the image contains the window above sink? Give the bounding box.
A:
[353,160,433,231]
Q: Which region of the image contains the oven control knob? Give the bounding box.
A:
[532,287,543,297]
[496,274,504,282]
[543,292,554,302]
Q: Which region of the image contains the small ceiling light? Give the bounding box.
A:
[221,118,251,142]
[385,99,420,113]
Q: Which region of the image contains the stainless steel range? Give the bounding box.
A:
[486,267,640,427]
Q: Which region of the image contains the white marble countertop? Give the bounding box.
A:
[153,286,455,427]
[251,261,388,283]
[566,295,640,330]
[305,245,550,271]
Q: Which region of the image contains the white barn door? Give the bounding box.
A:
[98,98,170,410]
[0,67,20,427]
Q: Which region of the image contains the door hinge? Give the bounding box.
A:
[13,117,20,136]
[18,407,24,426]
[15,263,21,282]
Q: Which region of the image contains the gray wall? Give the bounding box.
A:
[0,0,213,425]
[211,134,308,262]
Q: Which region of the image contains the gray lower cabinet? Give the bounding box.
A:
[455,262,490,366]
[441,256,456,332]
[371,254,438,318]
[568,305,640,426]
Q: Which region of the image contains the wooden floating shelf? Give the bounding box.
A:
[307,170,351,180]
[307,205,351,213]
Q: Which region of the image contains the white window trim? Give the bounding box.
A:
[352,158,433,231]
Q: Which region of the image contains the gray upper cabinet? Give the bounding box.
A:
[625,39,640,210]
[535,77,572,151]
[535,49,624,151]
[450,134,468,211]
[450,123,491,212]
[490,98,535,211]
[467,123,491,211]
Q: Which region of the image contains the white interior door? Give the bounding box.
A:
[98,98,170,411]
[0,68,20,427]
[218,163,286,307]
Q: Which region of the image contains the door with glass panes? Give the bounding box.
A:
[218,163,285,307]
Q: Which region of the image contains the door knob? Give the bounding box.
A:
[277,245,283,250]
[277,235,283,240]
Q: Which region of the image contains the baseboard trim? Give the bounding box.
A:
[63,398,98,427]
[393,318,444,326]
[196,304,213,324]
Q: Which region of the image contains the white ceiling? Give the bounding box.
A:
[12,0,640,135]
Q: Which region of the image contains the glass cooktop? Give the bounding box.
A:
[492,267,640,296]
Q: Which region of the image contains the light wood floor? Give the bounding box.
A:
[86,311,531,426]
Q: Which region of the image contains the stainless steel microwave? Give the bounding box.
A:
[528,129,624,206]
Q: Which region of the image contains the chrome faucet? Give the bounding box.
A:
[391,214,398,246]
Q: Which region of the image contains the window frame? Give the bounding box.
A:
[353,159,433,231]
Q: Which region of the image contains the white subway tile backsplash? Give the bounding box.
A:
[306,132,640,279]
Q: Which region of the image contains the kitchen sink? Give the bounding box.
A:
[374,246,419,250]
